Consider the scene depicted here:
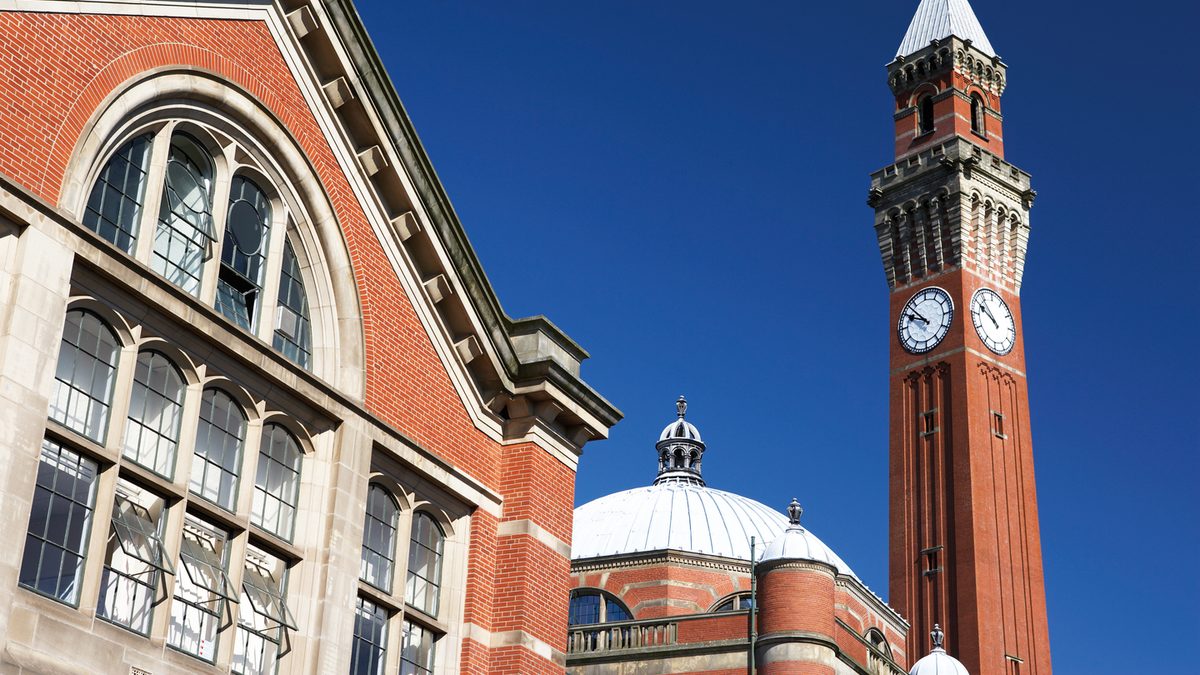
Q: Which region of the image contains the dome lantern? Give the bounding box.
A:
[654,395,706,486]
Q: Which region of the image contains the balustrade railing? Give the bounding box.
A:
[567,619,677,654]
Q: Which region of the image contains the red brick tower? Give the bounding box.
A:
[868,2,1053,674]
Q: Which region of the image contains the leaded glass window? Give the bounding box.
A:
[568,592,600,625]
[19,438,99,605]
[83,134,151,253]
[98,480,174,634]
[273,239,312,370]
[713,594,753,612]
[569,590,631,625]
[360,484,399,592]
[190,388,246,510]
[350,596,389,675]
[217,176,271,330]
[405,512,443,616]
[153,134,215,296]
[233,546,296,675]
[123,350,185,478]
[399,620,435,675]
[252,424,302,540]
[169,515,237,662]
[49,309,120,442]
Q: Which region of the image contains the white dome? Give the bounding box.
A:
[659,418,702,443]
[760,524,857,577]
[909,648,970,675]
[572,481,785,561]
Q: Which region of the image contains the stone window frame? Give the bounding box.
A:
[17,296,315,672]
[709,591,754,613]
[61,73,358,385]
[79,117,315,371]
[354,471,467,675]
[569,588,633,625]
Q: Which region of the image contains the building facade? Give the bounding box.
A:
[567,401,910,675]
[0,2,619,675]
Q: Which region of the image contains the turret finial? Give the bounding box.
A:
[676,395,687,418]
[787,498,803,525]
[931,624,945,650]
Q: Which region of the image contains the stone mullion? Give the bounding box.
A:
[913,205,929,278]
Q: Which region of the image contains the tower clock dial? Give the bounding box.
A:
[970,288,1016,355]
[898,287,954,354]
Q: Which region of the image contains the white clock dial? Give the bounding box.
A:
[970,288,1016,355]
[898,287,954,354]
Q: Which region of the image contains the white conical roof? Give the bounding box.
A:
[897,0,996,58]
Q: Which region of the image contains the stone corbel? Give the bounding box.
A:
[286,5,319,38]
[867,187,884,207]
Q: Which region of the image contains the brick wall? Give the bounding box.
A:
[0,10,575,672]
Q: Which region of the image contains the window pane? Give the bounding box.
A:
[233,546,294,675]
[251,424,302,540]
[399,620,435,675]
[606,598,631,622]
[360,485,398,592]
[152,135,214,296]
[83,135,152,253]
[217,176,271,330]
[49,309,120,442]
[190,389,246,510]
[272,239,312,370]
[169,515,232,661]
[123,351,184,478]
[351,597,388,675]
[99,480,171,634]
[568,593,600,626]
[405,513,443,616]
[19,438,98,605]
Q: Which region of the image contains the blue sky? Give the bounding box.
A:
[356,1,1200,672]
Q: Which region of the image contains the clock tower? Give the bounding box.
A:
[868,2,1053,674]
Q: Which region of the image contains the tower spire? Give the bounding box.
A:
[897,0,996,59]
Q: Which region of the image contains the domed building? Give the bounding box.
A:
[567,399,910,674]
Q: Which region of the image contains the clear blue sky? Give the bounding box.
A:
[356,1,1199,672]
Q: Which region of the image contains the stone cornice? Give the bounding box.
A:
[571,549,752,574]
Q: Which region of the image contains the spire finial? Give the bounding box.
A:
[676,395,687,418]
[787,498,803,525]
[931,624,945,650]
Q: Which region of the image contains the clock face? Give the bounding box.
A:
[898,287,954,354]
[970,288,1016,355]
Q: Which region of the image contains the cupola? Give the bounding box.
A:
[654,396,706,485]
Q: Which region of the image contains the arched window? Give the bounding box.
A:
[81,115,327,372]
[217,175,272,330]
[252,424,303,540]
[568,589,632,625]
[152,134,215,296]
[82,134,152,253]
[123,350,185,478]
[190,388,247,510]
[361,484,399,592]
[712,593,754,612]
[49,309,120,442]
[273,239,312,369]
[866,627,893,674]
[406,512,445,616]
[918,95,935,134]
[971,95,986,136]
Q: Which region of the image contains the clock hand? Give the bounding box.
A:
[908,309,931,324]
[981,303,999,328]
